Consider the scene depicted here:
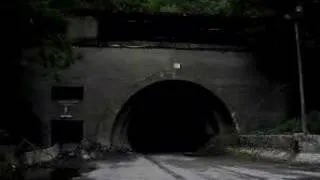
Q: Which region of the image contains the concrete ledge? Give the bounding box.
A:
[239,135,296,151]
[239,134,320,153]
[294,134,320,153]
[73,40,249,51]
[227,147,320,165]
[225,134,320,165]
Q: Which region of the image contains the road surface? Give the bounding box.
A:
[78,154,320,180]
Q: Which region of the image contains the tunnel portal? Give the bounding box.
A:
[113,80,234,153]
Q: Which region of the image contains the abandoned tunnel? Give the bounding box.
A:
[112,80,235,153]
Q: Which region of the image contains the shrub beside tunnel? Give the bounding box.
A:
[111,80,236,153]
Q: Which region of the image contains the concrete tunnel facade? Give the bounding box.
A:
[30,47,290,150]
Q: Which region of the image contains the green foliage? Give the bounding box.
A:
[166,0,271,16]
[17,0,82,80]
[113,0,150,12]
[306,110,320,134]
[75,0,271,16]
[177,0,235,15]
[273,110,320,134]
[145,0,267,16]
[273,118,302,134]
[146,0,180,13]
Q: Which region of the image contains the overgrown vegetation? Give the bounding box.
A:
[272,110,320,134]
[76,0,272,16]
[16,0,83,80]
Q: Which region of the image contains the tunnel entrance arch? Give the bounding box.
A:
[111,80,236,153]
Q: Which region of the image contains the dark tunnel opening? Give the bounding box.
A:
[114,80,234,154]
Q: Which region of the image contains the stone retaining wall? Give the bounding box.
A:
[228,134,320,165]
[239,135,296,151]
[294,134,320,153]
[239,134,320,153]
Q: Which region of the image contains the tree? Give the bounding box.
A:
[19,0,82,77]
[3,0,81,144]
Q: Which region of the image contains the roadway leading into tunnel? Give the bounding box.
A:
[76,154,320,180]
[123,80,221,153]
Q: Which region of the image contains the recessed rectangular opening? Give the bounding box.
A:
[51,86,84,101]
[51,120,83,145]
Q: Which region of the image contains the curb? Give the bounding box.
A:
[226,147,320,166]
[73,40,250,51]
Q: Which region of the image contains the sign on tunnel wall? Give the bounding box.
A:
[32,47,292,145]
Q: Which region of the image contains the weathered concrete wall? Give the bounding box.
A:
[228,135,320,165]
[29,16,292,146]
[239,134,320,153]
[295,134,320,153]
[239,135,296,151]
[67,16,98,40]
[31,47,289,146]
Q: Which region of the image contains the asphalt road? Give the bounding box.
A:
[77,154,320,180]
